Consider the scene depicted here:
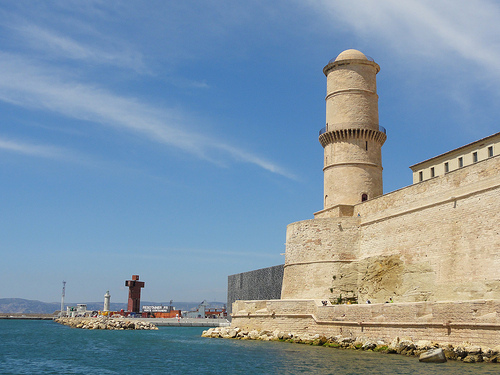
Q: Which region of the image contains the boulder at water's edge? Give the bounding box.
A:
[419,348,447,363]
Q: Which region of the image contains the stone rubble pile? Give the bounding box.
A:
[202,327,500,363]
[54,317,158,330]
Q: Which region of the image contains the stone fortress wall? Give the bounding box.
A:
[231,299,500,348]
[282,153,500,303]
[230,49,500,348]
[231,160,500,347]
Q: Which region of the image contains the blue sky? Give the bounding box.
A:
[1,0,499,304]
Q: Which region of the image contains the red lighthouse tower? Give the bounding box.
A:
[125,275,145,313]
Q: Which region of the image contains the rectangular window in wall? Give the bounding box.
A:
[458,157,463,168]
[488,146,494,157]
[473,152,478,163]
[430,167,435,177]
[419,171,423,182]
[444,162,449,173]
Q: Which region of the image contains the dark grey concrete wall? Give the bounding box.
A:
[227,265,284,314]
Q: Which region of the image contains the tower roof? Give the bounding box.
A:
[324,49,379,75]
[334,49,368,62]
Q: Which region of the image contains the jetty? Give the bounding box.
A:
[0,313,55,320]
[53,316,229,329]
[54,317,158,330]
[138,317,230,327]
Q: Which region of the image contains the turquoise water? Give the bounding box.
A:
[0,320,498,374]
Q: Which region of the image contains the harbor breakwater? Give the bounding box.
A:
[0,314,54,320]
[54,317,158,330]
[139,317,231,327]
[202,326,500,364]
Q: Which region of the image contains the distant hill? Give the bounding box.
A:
[0,298,226,314]
[0,298,60,314]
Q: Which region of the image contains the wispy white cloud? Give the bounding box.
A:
[0,52,293,178]
[0,135,108,168]
[4,21,148,74]
[0,137,65,159]
[307,0,500,79]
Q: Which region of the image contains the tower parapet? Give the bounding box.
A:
[317,49,386,217]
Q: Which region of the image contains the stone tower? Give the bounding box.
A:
[318,49,386,215]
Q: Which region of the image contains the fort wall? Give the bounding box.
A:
[355,154,500,303]
[231,299,500,348]
[230,49,499,350]
[282,155,500,303]
[281,216,359,300]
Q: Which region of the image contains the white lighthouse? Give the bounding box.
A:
[104,290,111,312]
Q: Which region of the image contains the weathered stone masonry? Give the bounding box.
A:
[231,49,500,349]
[283,155,500,303]
[232,299,500,348]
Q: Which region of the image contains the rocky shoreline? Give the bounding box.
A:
[54,317,158,330]
[202,327,500,364]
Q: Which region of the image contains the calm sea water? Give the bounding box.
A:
[0,320,498,375]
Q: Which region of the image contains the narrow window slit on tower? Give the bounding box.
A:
[488,146,493,157]
[473,152,478,163]
[365,141,368,151]
[419,171,423,182]
[458,157,463,168]
[444,162,449,173]
[430,167,435,178]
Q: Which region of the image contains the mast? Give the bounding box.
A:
[60,281,66,317]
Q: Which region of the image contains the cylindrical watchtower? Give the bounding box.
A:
[319,49,386,210]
